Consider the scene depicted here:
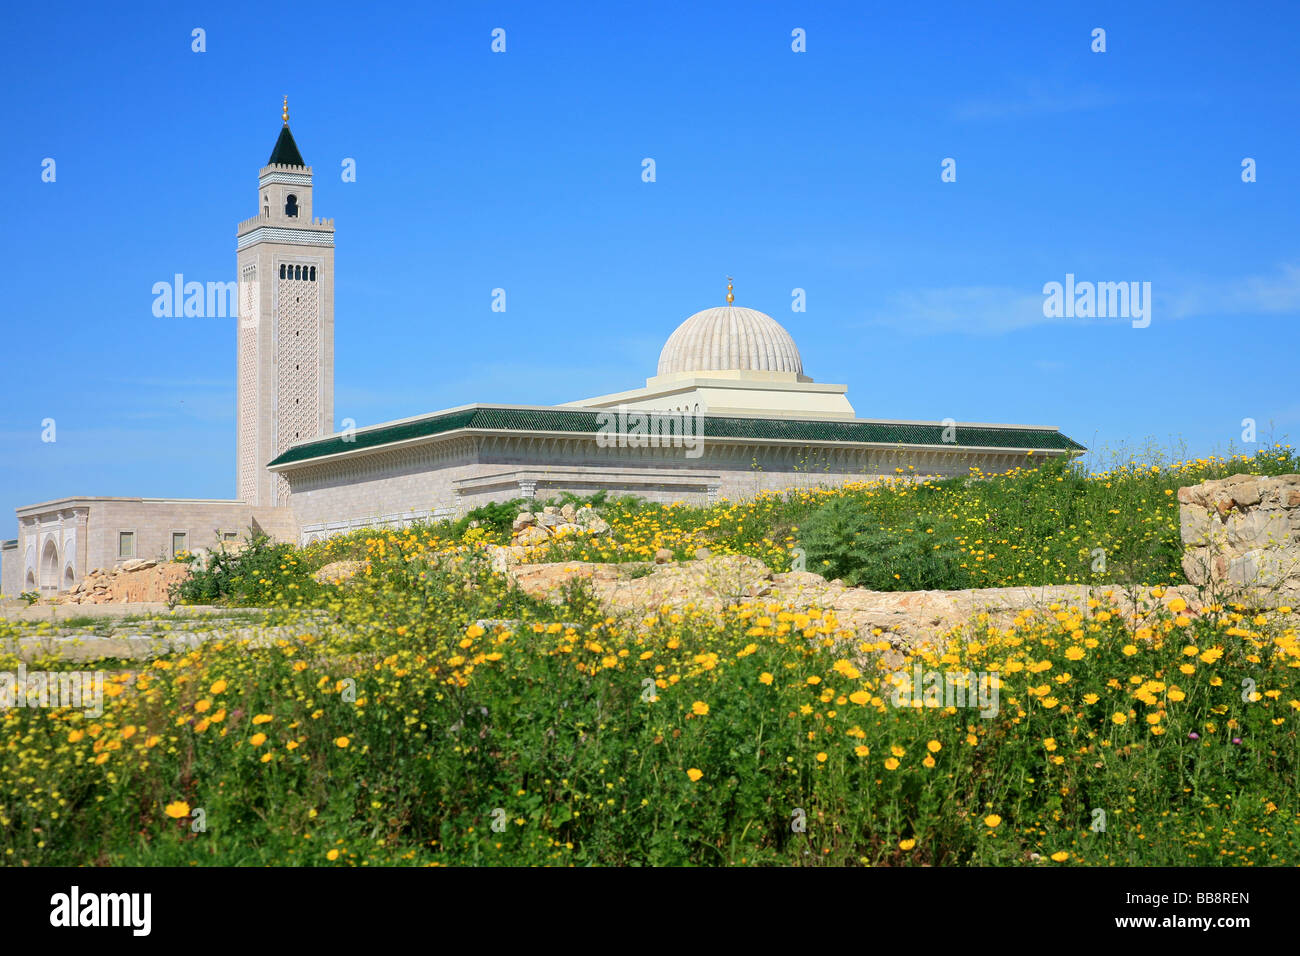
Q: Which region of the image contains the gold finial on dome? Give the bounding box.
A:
[282,95,289,126]
[725,276,734,304]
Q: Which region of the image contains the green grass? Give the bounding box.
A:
[4,445,1298,866]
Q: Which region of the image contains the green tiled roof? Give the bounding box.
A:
[269,126,305,167]
[268,406,1085,468]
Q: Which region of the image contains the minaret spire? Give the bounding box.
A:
[725,276,734,305]
[267,99,306,167]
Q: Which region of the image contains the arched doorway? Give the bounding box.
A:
[64,565,76,590]
[24,570,36,592]
[40,539,59,593]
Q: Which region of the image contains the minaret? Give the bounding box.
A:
[236,97,335,506]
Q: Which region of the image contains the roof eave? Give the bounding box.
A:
[267,427,1080,473]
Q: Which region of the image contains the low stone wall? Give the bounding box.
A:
[1179,473,1300,597]
[56,560,191,605]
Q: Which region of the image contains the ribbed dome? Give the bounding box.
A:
[657,306,803,377]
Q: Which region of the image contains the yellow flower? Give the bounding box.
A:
[466,623,485,639]
[1168,597,1187,613]
[335,736,350,748]
[691,701,709,716]
[899,838,916,851]
[164,801,190,819]
[849,690,870,705]
[1111,712,1128,725]
[1121,645,1138,657]
[194,699,211,713]
[1043,737,1057,751]
[1082,693,1100,705]
[686,768,703,782]
[252,713,273,725]
[326,849,340,861]
[250,733,267,747]
[209,679,227,695]
[854,745,870,757]
[884,757,900,771]
[1050,851,1070,862]
[816,752,828,763]
[832,660,861,680]
[984,814,1002,828]
[759,672,774,685]
[1065,646,1085,661]
[926,740,942,753]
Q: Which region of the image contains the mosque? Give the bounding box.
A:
[1,105,1084,597]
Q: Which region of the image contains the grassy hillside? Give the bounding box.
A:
[2,446,1298,866]
[305,446,1300,591]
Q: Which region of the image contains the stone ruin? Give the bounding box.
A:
[1179,472,1300,600]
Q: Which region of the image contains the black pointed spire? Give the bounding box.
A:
[268,96,306,167]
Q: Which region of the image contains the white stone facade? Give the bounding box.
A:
[3,498,298,597]
[236,157,335,508]
[1,111,1085,595]
[273,408,1072,545]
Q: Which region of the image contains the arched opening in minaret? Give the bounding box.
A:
[285,194,299,217]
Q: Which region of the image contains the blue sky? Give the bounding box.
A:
[2,0,1298,537]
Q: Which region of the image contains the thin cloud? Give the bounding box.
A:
[864,286,1053,334]
[864,263,1300,335]
[1163,264,1300,319]
[951,82,1114,122]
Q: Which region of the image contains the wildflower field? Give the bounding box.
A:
[315,445,1300,591]
[3,447,1299,866]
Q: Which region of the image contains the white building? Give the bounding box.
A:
[1,108,1083,597]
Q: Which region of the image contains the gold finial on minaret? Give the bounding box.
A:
[726,276,734,304]
[282,95,289,126]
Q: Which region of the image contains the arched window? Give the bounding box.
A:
[309,266,316,281]
[279,264,286,279]
[285,194,299,217]
[295,265,302,279]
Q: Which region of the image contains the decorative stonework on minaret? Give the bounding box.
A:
[235,98,336,506]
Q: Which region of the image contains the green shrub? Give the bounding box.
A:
[799,494,964,590]
[458,498,530,538]
[171,531,322,607]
